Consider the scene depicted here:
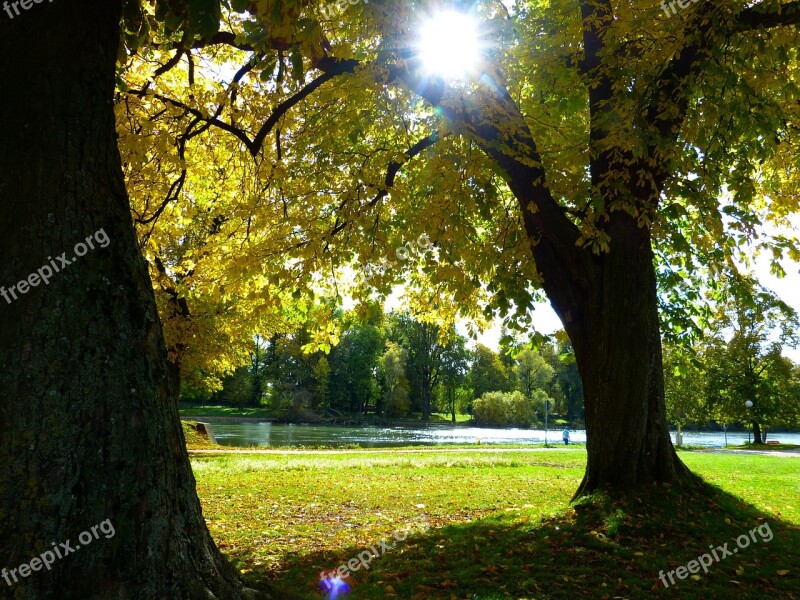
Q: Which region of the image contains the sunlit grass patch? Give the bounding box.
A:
[192,449,800,599]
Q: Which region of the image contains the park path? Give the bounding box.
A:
[699,448,800,458]
[188,446,800,457]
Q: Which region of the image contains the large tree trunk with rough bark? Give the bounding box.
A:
[475,115,696,496]
[531,210,696,497]
[0,2,267,598]
[567,215,693,496]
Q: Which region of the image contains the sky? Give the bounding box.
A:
[753,255,800,362]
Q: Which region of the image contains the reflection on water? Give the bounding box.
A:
[203,422,800,449]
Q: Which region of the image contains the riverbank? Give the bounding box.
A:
[179,403,479,426]
[185,419,800,450]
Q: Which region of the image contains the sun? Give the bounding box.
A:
[416,10,483,80]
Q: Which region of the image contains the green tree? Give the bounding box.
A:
[539,334,585,423]
[219,365,253,408]
[264,331,315,411]
[311,355,331,410]
[473,390,538,427]
[387,312,446,420]
[663,344,706,444]
[328,321,384,414]
[250,334,267,406]
[702,277,798,443]
[470,345,511,404]
[439,334,470,423]
[380,341,411,417]
[513,347,555,399]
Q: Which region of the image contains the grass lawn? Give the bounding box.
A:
[180,404,274,419]
[728,443,800,451]
[381,413,474,424]
[190,448,800,599]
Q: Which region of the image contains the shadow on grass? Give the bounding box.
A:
[234,482,800,600]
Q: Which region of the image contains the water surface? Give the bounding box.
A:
[201,422,800,449]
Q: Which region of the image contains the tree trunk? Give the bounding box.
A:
[0,3,269,598]
[421,373,432,421]
[753,421,763,444]
[533,213,695,496]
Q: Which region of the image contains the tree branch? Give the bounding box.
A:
[128,88,258,153]
[735,0,800,30]
[644,4,718,194]
[153,46,186,78]
[366,131,443,209]
[192,31,254,52]
[252,58,360,152]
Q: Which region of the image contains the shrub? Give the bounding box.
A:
[473,390,537,427]
[506,390,536,427]
[384,383,411,417]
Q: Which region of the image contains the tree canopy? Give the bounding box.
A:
[113,0,800,492]
[120,0,800,335]
[3,2,800,596]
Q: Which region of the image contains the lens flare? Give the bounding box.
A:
[319,572,351,599]
[417,10,483,80]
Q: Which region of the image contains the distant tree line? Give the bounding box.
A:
[181,310,585,425]
[182,276,800,437]
[664,277,800,443]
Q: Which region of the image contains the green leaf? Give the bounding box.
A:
[259,56,278,81]
[188,0,221,39]
[289,45,304,81]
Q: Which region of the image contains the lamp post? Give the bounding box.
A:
[745,400,753,445]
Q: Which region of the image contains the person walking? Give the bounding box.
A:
[562,428,570,445]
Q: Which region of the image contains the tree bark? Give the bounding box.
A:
[0,2,269,598]
[533,212,696,496]
[421,373,432,421]
[469,115,695,495]
[753,421,763,444]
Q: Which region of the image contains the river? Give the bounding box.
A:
[196,422,800,449]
